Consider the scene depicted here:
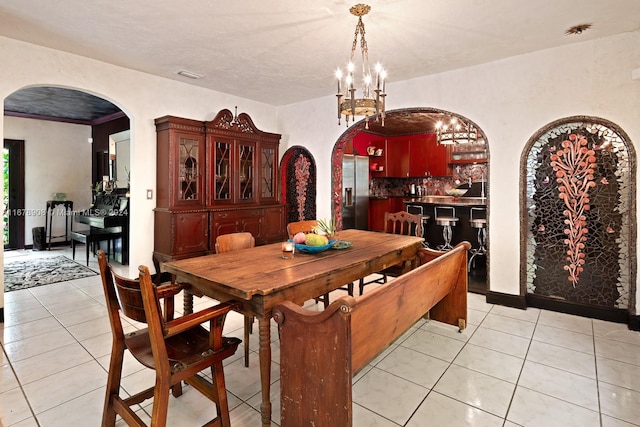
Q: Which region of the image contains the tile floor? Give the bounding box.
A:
[1,248,640,426]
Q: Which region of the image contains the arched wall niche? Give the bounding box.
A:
[520,115,636,322]
[280,145,317,224]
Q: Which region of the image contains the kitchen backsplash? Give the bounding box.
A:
[370,163,487,197]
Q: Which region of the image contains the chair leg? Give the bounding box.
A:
[102,342,125,426]
[244,315,252,367]
[322,293,330,308]
[210,362,232,427]
[85,241,90,266]
[171,382,183,397]
[151,378,171,427]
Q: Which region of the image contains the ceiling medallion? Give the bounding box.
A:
[565,23,592,36]
[335,4,387,129]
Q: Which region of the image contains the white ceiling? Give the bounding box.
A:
[1,0,639,106]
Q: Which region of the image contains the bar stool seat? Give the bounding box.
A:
[435,206,459,250]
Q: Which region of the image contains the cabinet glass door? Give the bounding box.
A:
[214,140,231,201]
[238,142,254,201]
[261,146,275,199]
[178,137,200,201]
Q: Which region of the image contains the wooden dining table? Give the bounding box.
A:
[162,229,423,426]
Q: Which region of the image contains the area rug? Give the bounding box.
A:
[4,256,98,292]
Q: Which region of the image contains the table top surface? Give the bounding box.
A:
[163,229,423,301]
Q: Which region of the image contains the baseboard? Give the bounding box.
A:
[26,240,71,251]
[627,314,640,331]
[526,294,630,325]
[485,291,527,309]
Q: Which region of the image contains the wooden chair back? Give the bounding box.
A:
[214,231,256,367]
[360,211,424,294]
[215,232,255,253]
[383,211,423,237]
[287,220,317,238]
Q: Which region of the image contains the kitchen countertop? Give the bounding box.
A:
[403,196,487,206]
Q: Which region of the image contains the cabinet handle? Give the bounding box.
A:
[219,213,228,219]
[345,188,353,207]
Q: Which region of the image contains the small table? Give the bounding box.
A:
[44,200,73,250]
[163,229,423,426]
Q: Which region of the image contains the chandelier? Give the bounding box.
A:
[435,115,478,145]
[335,4,386,129]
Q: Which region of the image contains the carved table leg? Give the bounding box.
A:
[183,289,194,315]
[258,314,272,427]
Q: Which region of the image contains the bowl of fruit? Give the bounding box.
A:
[290,218,338,253]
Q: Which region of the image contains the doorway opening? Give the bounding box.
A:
[3,139,25,250]
[331,107,490,293]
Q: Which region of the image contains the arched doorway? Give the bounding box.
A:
[330,107,490,292]
[3,85,129,260]
[520,116,636,324]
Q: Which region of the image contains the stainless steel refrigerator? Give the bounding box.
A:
[342,154,369,230]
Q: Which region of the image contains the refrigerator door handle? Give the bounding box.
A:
[344,187,354,207]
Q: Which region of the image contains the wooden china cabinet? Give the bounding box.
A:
[154,109,285,262]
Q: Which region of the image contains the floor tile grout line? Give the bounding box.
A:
[0,338,42,426]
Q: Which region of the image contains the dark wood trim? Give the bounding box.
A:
[4,139,26,249]
[4,110,92,125]
[629,315,640,331]
[485,291,527,309]
[4,110,125,126]
[526,294,629,325]
[0,307,4,323]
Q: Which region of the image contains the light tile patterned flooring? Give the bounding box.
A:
[2,248,640,426]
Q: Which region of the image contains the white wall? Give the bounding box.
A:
[1,30,639,316]
[0,35,279,294]
[277,31,640,313]
[4,116,92,244]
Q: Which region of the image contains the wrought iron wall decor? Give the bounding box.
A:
[522,117,635,310]
[549,133,597,286]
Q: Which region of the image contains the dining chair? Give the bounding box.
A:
[286,220,354,306]
[359,210,423,294]
[215,232,255,367]
[286,220,319,238]
[97,250,241,427]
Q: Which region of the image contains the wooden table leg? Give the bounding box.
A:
[183,290,194,315]
[258,314,272,427]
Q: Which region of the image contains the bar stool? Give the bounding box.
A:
[406,204,430,247]
[468,207,487,271]
[434,206,459,250]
